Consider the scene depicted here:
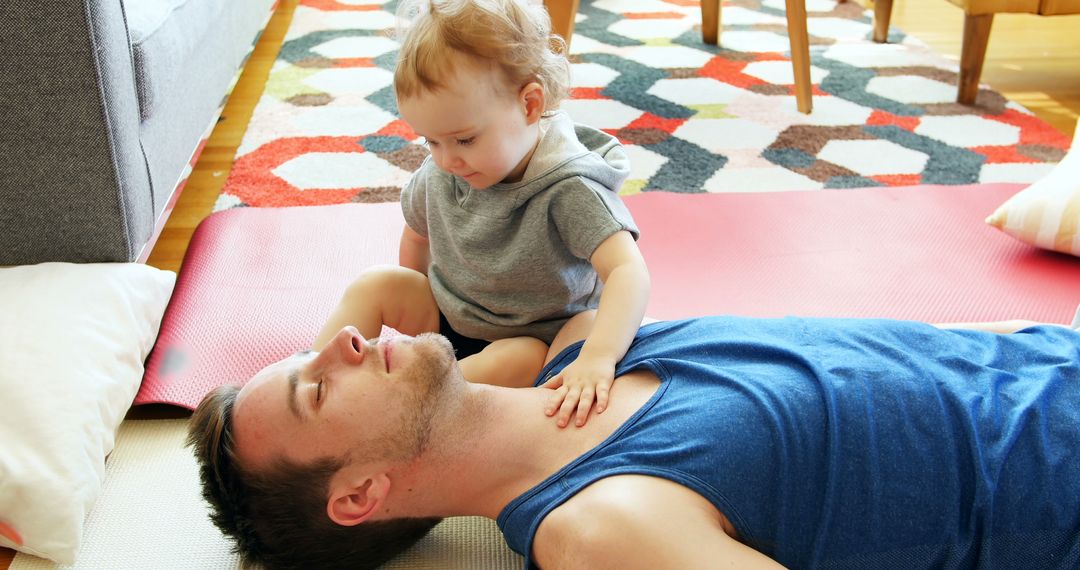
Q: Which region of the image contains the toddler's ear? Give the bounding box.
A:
[519,81,545,125]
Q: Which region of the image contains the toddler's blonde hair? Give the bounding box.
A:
[394,0,570,109]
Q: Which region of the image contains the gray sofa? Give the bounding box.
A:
[0,0,277,264]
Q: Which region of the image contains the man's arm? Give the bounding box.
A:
[533,475,787,569]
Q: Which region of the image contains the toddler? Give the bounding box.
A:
[315,0,650,428]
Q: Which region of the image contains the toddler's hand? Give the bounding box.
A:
[539,355,616,428]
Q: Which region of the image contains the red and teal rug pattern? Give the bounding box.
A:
[216,0,1071,209]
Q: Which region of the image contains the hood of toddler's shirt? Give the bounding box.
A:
[486,109,630,201]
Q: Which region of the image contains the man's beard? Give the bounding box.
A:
[384,332,458,460]
[410,332,457,387]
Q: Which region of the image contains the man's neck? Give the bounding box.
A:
[382,373,659,520]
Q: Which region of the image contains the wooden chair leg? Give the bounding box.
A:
[785,0,813,113]
[958,13,993,104]
[701,0,721,45]
[700,0,810,112]
[544,0,580,52]
[873,0,894,42]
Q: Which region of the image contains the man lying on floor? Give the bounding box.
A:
[188,311,1080,570]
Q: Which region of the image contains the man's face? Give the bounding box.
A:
[231,327,458,471]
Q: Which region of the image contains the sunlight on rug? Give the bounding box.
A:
[215,0,1071,210]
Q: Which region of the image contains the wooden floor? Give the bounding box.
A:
[0,4,1076,565]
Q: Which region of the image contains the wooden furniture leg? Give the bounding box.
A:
[702,0,812,113]
[958,13,993,104]
[547,0,813,112]
[702,0,721,45]
[544,0,580,51]
[873,0,894,42]
[785,0,813,113]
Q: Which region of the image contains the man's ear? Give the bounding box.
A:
[326,472,391,527]
[519,81,545,125]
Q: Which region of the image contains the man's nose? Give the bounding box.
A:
[333,326,366,364]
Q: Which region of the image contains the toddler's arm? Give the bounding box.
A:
[542,230,650,427]
[399,225,431,274]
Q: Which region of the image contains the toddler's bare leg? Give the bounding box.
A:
[312,265,440,350]
[460,336,549,388]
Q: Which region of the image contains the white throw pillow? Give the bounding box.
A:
[986,123,1080,257]
[0,262,175,564]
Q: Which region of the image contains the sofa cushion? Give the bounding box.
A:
[127,0,226,122]
[125,0,188,44]
[132,0,275,233]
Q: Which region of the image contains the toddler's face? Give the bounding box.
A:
[399,64,541,190]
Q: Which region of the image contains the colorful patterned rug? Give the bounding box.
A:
[215,0,1071,210]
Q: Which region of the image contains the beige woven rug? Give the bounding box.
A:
[12,420,521,569]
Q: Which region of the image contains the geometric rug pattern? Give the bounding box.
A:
[216,0,1072,210]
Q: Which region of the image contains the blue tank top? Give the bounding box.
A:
[496,317,1080,569]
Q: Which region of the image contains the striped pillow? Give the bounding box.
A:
[986,124,1080,257]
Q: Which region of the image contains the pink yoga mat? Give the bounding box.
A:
[632,184,1079,323]
[138,184,1080,409]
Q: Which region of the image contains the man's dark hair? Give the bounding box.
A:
[186,385,441,570]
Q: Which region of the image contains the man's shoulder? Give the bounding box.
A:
[532,477,640,566]
[534,474,729,567]
[541,474,713,530]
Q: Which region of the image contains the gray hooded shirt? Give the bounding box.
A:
[400,110,639,344]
